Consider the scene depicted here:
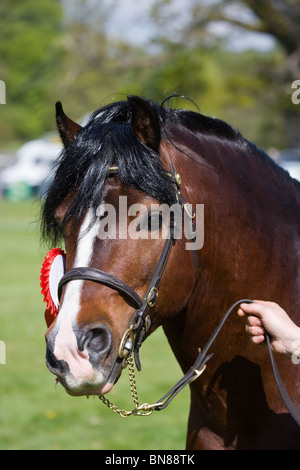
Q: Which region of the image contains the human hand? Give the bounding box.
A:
[238,300,300,356]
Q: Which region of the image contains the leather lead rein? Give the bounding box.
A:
[153,299,300,426]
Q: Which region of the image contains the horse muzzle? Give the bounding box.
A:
[45,321,123,396]
[43,224,176,395]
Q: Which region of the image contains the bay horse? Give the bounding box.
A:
[41,95,300,449]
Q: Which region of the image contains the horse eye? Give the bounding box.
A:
[147,212,163,231]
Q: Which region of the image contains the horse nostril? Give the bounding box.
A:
[88,327,112,355]
[46,346,69,375]
[77,324,112,361]
[46,346,58,369]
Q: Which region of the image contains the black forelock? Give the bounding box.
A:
[41,99,176,245]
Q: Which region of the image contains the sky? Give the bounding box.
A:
[104,0,157,46]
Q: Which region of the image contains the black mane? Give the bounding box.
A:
[41,97,251,245]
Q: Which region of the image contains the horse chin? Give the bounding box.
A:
[57,359,123,397]
[65,382,114,397]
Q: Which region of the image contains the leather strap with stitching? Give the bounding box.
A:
[153,299,300,428]
[58,267,143,309]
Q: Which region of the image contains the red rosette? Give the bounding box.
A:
[40,248,66,327]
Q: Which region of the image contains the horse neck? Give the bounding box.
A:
[163,134,300,371]
[173,134,300,270]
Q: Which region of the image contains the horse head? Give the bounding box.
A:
[42,96,197,397]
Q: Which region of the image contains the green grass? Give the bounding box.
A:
[0,199,189,450]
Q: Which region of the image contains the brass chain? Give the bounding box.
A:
[127,356,139,409]
[98,356,140,418]
[98,356,164,417]
[99,353,207,418]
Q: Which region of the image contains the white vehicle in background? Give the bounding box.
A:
[0,135,62,200]
[278,149,300,182]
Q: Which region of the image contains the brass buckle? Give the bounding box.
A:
[189,364,207,383]
[118,325,136,360]
[146,287,158,307]
[174,172,181,187]
[132,401,164,416]
[144,314,151,333]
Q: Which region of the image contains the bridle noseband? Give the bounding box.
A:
[58,225,176,371]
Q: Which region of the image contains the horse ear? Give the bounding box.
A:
[55,102,83,148]
[127,95,161,152]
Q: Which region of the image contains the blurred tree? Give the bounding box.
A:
[143,45,286,149]
[54,0,112,117]
[54,0,164,121]
[152,0,299,74]
[151,0,300,148]
[52,0,150,120]
[190,0,300,76]
[0,0,64,144]
[1,0,298,151]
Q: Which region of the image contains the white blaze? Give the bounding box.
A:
[53,208,102,382]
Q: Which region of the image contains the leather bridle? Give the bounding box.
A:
[57,158,300,425]
[58,222,176,371]
[57,156,195,372]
